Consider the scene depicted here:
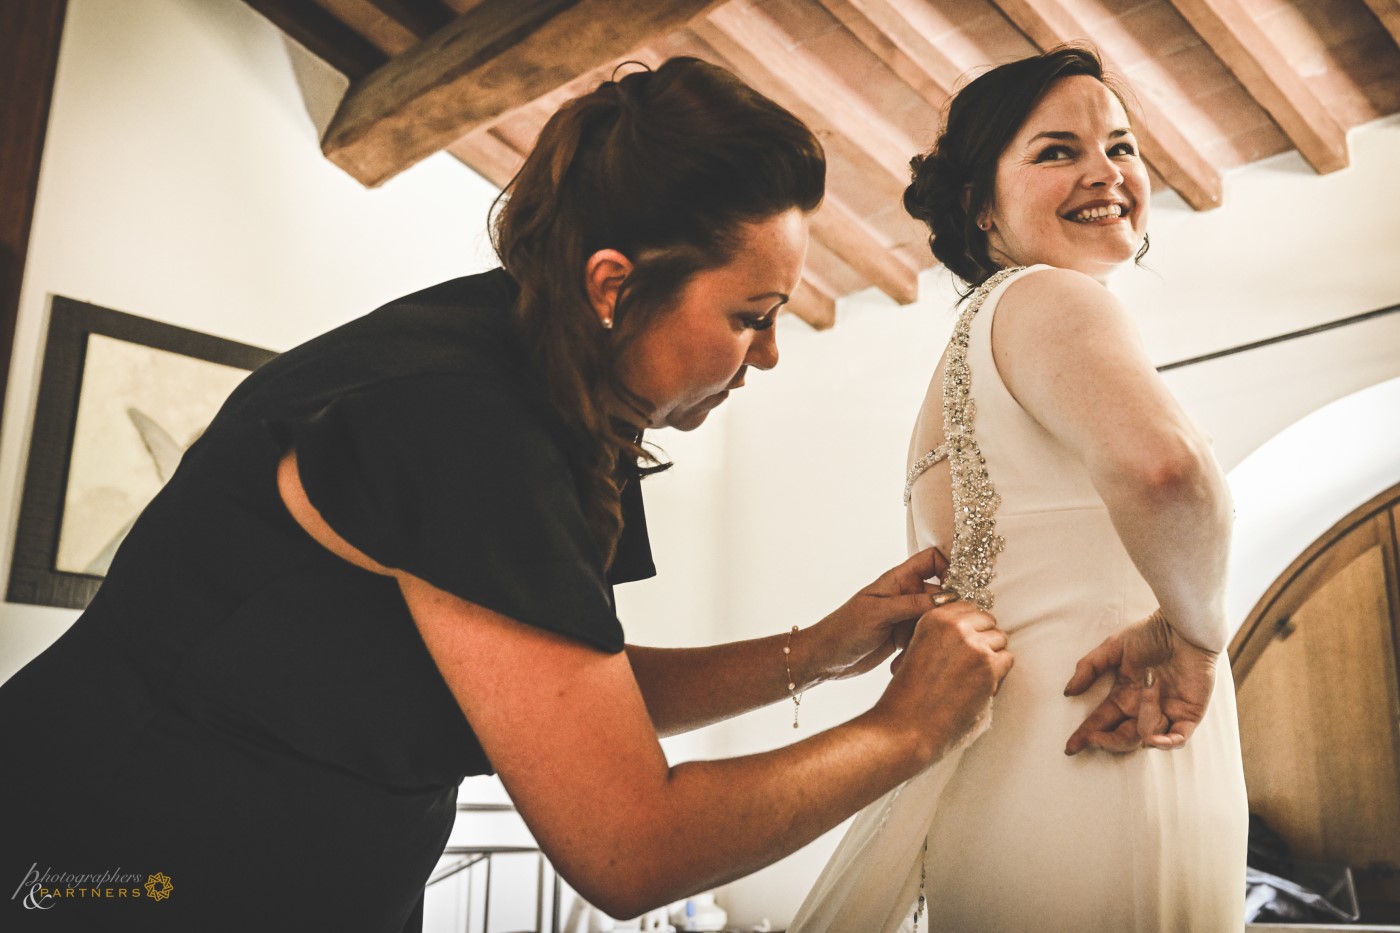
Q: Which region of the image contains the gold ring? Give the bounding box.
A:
[1144,668,1155,688]
[932,592,959,607]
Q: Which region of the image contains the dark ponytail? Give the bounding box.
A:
[492,57,824,566]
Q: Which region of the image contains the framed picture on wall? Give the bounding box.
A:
[6,297,276,610]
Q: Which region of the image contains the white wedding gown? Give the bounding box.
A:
[791,266,1247,932]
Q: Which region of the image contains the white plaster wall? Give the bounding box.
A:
[1227,376,1400,629]
[1117,120,1400,472]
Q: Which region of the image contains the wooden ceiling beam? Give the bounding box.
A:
[509,43,672,136]
[1167,0,1347,174]
[310,0,452,55]
[813,0,962,108]
[1360,0,1400,51]
[242,0,388,78]
[690,2,918,187]
[313,2,414,55]
[446,42,677,188]
[359,0,455,38]
[320,0,727,187]
[446,130,522,188]
[989,0,1224,211]
[810,195,920,304]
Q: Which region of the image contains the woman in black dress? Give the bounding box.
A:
[0,57,1011,931]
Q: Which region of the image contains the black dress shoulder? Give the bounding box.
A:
[0,269,654,932]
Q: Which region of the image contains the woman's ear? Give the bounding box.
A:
[961,185,991,231]
[584,249,634,330]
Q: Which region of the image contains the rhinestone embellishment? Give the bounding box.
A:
[904,267,1023,611]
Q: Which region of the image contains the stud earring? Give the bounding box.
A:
[977,219,991,232]
[601,317,614,330]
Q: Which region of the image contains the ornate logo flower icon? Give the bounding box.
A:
[144,872,174,902]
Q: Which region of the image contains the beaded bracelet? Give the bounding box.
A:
[784,625,803,729]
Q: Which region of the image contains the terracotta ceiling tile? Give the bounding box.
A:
[929,0,1004,38]
[1186,80,1291,166]
[893,242,939,273]
[822,146,908,216]
[867,201,937,254]
[1069,1,1200,68]
[1219,117,1298,165]
[755,0,843,42]
[1296,0,1382,46]
[801,25,936,135]
[1082,0,1158,23]
[948,11,1038,74]
[1236,0,1294,17]
[1310,47,1392,124]
[1342,35,1400,116]
[805,235,867,298]
[1253,1,1328,67]
[1147,40,1239,100]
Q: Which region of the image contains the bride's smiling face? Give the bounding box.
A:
[980,75,1150,282]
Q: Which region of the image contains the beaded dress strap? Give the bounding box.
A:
[903,266,1023,612]
[903,445,949,506]
[905,266,1023,933]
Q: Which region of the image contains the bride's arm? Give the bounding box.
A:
[989,268,1230,654]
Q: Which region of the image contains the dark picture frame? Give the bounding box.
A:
[6,296,276,610]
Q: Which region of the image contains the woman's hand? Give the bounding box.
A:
[1063,610,1219,755]
[800,547,953,686]
[873,599,1013,766]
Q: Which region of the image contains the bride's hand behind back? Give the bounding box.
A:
[1063,610,1218,755]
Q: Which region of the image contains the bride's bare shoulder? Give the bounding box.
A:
[995,265,1124,328]
[991,266,1138,361]
[989,266,1152,416]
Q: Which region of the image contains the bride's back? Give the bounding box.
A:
[795,266,1246,933]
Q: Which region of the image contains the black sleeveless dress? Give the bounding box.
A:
[0,269,654,931]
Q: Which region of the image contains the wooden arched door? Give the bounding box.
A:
[1230,483,1400,921]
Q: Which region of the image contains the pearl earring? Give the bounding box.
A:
[601,317,613,330]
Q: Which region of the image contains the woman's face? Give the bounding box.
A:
[981,75,1150,282]
[618,208,808,432]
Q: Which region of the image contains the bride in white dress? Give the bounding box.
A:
[792,47,1247,933]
